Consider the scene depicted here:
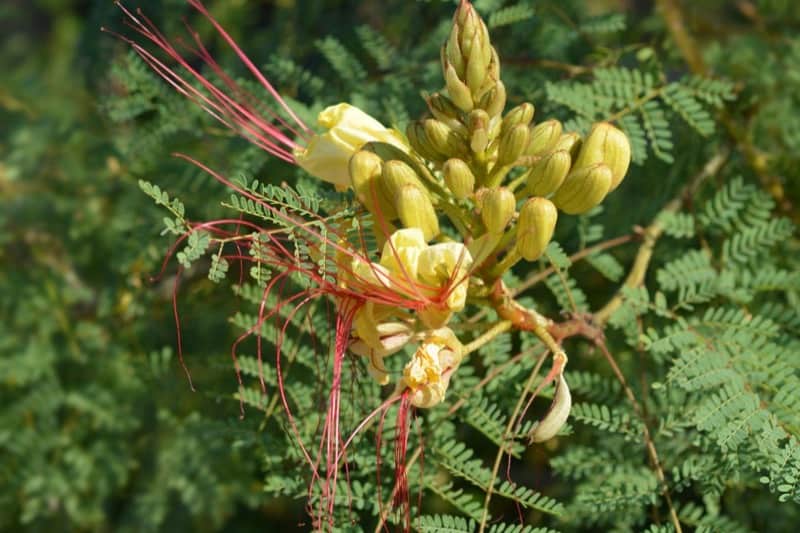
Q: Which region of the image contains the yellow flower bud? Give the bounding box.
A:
[294,103,407,189]
[381,159,426,199]
[443,158,476,199]
[526,119,563,156]
[467,109,491,153]
[572,122,631,191]
[406,121,444,162]
[551,163,613,215]
[525,150,572,197]
[553,132,582,158]
[426,93,466,131]
[501,103,535,133]
[497,123,530,166]
[396,184,440,241]
[479,79,506,118]
[516,197,558,261]
[480,186,516,233]
[349,150,397,220]
[445,62,474,112]
[424,119,468,159]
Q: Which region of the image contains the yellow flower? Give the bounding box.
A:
[294,103,407,190]
[401,328,463,408]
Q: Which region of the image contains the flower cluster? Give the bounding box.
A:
[290,1,631,410]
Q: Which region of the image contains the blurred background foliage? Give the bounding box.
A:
[1,0,798,531]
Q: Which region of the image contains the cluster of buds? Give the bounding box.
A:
[288,1,632,414]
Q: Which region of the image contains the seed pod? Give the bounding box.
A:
[396,184,440,241]
[529,372,572,443]
[525,150,572,197]
[445,62,474,112]
[480,186,516,234]
[424,118,469,159]
[350,150,397,220]
[501,103,535,135]
[516,197,557,261]
[553,132,582,159]
[551,163,612,215]
[527,119,563,156]
[497,123,530,166]
[572,122,631,191]
[443,158,476,199]
[381,159,427,199]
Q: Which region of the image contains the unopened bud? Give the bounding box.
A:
[572,122,631,191]
[551,163,612,215]
[468,109,491,153]
[424,118,468,159]
[466,33,492,95]
[350,150,397,220]
[497,123,530,166]
[407,121,444,162]
[396,184,440,240]
[443,158,476,199]
[381,159,426,198]
[445,62,474,112]
[501,103,535,134]
[516,197,558,261]
[553,132,582,158]
[426,93,465,129]
[480,186,516,233]
[525,150,572,197]
[527,120,563,156]
[479,80,506,118]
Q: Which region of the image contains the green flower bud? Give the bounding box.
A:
[350,150,397,220]
[426,93,465,130]
[381,159,426,198]
[572,122,631,191]
[501,103,535,134]
[516,197,558,261]
[406,121,443,162]
[443,158,476,199]
[445,62,474,112]
[467,109,491,153]
[497,123,530,166]
[480,186,516,233]
[525,150,572,197]
[551,163,612,215]
[396,184,440,241]
[527,119,563,156]
[553,132,582,158]
[424,118,468,159]
[479,79,506,118]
